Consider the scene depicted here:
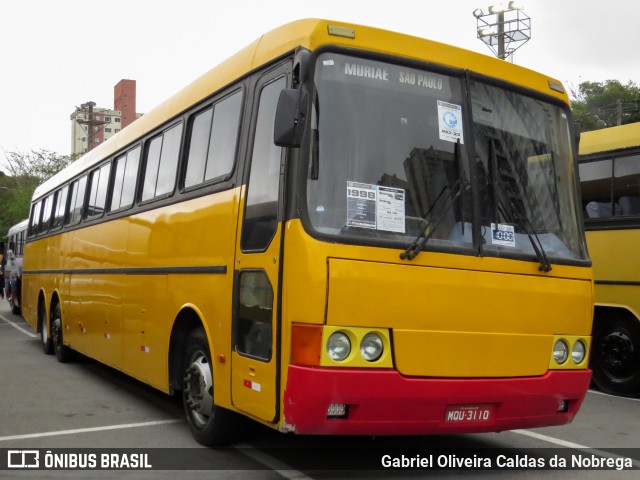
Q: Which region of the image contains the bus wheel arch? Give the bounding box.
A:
[169,309,243,446]
[591,306,640,397]
[38,291,53,355]
[168,308,203,395]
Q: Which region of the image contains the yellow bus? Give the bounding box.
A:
[578,122,640,396]
[23,19,593,445]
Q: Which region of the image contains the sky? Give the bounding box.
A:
[1,0,639,166]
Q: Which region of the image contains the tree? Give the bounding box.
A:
[570,80,640,132]
[0,149,73,235]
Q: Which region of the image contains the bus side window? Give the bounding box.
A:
[613,154,640,217]
[579,158,613,219]
[111,146,141,212]
[51,185,69,230]
[28,201,42,237]
[184,90,243,189]
[86,162,111,219]
[40,194,54,234]
[241,77,286,252]
[233,271,273,361]
[618,196,640,216]
[141,123,183,201]
[67,176,88,226]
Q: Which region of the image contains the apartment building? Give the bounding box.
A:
[70,79,143,156]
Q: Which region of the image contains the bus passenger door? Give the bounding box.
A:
[231,64,290,423]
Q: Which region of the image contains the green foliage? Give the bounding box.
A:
[571,80,640,132]
[0,149,72,236]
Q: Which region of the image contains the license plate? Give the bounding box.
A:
[445,404,494,424]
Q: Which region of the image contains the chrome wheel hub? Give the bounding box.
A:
[184,353,213,426]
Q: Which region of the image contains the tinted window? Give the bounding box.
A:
[52,186,69,230]
[185,108,212,187]
[87,163,111,218]
[40,194,54,233]
[142,136,162,201]
[68,176,88,225]
[233,271,273,361]
[580,154,640,219]
[614,154,640,216]
[111,146,140,211]
[241,77,285,251]
[142,123,183,201]
[185,91,242,188]
[29,202,42,236]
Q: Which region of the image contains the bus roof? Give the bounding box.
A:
[7,219,29,237]
[34,18,570,201]
[579,122,640,156]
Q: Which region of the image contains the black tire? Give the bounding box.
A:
[591,315,640,396]
[39,301,53,355]
[182,328,244,446]
[11,280,21,315]
[51,303,74,363]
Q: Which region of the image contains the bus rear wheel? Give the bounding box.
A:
[51,303,73,363]
[182,328,242,446]
[591,316,640,396]
[39,302,53,355]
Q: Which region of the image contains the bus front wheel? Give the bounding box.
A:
[591,315,640,396]
[182,328,242,446]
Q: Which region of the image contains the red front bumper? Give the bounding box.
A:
[282,366,592,435]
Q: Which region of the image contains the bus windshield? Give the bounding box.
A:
[305,52,587,264]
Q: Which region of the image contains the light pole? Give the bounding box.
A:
[473,2,531,61]
[74,102,108,154]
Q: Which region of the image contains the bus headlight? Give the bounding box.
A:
[553,339,569,364]
[572,340,586,364]
[327,332,351,361]
[360,332,384,362]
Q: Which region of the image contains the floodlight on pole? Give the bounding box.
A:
[473,3,531,61]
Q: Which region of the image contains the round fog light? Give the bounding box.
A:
[327,332,351,361]
[553,339,569,364]
[572,340,586,364]
[360,333,384,362]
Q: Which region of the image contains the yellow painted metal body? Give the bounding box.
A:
[579,122,640,156]
[586,228,640,317]
[281,221,592,382]
[24,189,241,393]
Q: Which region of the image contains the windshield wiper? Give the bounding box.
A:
[400,182,462,260]
[401,142,467,261]
[525,224,552,272]
[488,139,552,272]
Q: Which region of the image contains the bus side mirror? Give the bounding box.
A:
[274,89,308,148]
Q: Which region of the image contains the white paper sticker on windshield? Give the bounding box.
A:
[491,223,516,247]
[437,100,464,144]
[347,182,405,233]
[347,182,377,229]
[377,186,405,233]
